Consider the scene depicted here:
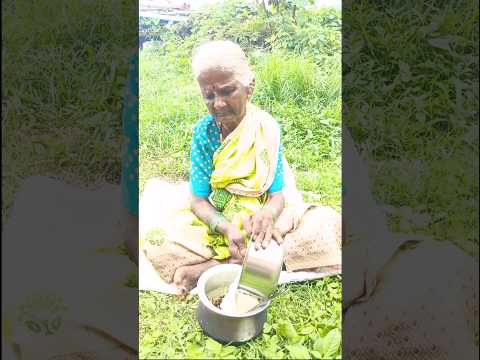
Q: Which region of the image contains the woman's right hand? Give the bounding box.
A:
[225,224,247,264]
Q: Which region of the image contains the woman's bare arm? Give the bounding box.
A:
[264,191,285,219]
[190,194,247,260]
[190,194,219,226]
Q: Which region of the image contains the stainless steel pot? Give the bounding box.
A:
[196,264,271,344]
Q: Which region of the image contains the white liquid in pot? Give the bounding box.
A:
[220,273,260,314]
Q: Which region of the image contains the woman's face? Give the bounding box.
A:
[197,69,253,128]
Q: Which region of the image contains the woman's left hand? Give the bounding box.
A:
[244,210,283,250]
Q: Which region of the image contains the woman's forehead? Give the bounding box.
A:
[197,68,238,88]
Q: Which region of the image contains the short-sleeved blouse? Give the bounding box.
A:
[189,114,284,198]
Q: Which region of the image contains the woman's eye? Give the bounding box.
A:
[205,93,214,100]
[221,88,235,96]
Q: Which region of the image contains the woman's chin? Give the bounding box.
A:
[216,115,242,126]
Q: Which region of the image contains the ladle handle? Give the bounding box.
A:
[249,288,288,311]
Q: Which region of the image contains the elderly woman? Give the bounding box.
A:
[176,40,286,288]
[143,40,341,294]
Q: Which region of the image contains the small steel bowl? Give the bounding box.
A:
[196,264,271,344]
[238,239,285,298]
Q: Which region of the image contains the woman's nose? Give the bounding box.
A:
[213,96,227,110]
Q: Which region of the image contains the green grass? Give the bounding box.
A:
[2,0,137,224]
[343,0,479,259]
[140,277,342,359]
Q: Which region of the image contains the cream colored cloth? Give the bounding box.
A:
[144,241,207,283]
[280,205,342,271]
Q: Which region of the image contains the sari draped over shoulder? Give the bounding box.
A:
[210,103,280,198]
[205,103,281,258]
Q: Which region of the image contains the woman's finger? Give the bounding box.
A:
[229,243,241,260]
[254,231,265,250]
[240,246,247,257]
[262,227,272,249]
[252,217,262,236]
[236,239,247,257]
[228,256,243,265]
[272,228,284,245]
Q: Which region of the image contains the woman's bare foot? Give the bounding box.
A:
[173,259,221,295]
[227,256,243,265]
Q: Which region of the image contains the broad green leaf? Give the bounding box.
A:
[212,246,230,260]
[219,345,237,359]
[277,320,301,342]
[286,344,310,359]
[264,322,272,333]
[186,343,204,360]
[261,348,278,359]
[261,346,284,359]
[220,346,236,356]
[313,336,324,352]
[300,325,315,335]
[205,338,223,353]
[311,350,323,359]
[323,328,341,358]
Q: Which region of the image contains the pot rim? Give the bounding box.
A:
[197,263,271,318]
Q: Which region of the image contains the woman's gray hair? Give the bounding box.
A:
[191,40,254,86]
